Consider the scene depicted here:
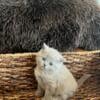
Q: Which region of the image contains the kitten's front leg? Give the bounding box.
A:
[35,85,44,97]
[42,87,54,100]
[42,90,53,100]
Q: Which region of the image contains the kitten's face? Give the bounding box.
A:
[36,43,66,69]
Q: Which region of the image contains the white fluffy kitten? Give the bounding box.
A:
[34,43,78,100]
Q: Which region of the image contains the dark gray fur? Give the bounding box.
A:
[0,0,100,53]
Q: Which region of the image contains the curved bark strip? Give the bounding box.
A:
[0,51,100,100]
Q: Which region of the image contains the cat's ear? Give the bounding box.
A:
[42,43,49,49]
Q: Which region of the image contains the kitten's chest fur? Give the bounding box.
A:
[36,64,62,80]
[35,64,70,87]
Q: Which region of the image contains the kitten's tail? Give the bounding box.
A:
[77,74,91,88]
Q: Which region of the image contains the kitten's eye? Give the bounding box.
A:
[42,57,46,61]
[49,62,53,66]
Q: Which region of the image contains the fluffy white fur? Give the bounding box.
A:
[34,44,78,100]
[96,0,100,6]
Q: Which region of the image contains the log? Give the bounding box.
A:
[0,51,100,100]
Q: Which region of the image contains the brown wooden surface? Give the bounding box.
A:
[0,51,100,100]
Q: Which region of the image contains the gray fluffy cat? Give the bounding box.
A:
[0,0,100,53]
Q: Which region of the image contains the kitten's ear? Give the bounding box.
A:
[42,43,49,49]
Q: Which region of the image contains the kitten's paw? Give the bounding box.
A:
[41,97,46,100]
[41,96,54,100]
[41,97,52,100]
[35,90,44,97]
